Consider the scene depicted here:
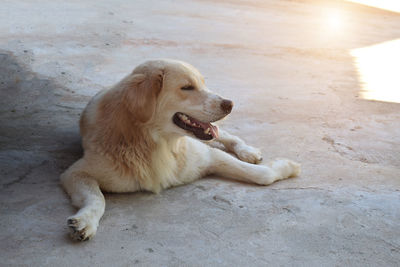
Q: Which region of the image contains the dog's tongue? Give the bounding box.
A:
[192,121,218,140]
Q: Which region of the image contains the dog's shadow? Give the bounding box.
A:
[0,50,87,187]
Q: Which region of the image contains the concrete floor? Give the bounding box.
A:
[1,0,400,266]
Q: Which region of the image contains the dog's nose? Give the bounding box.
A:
[220,99,233,113]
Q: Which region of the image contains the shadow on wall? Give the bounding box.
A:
[0,50,85,188]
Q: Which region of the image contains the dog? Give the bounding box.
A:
[61,59,300,241]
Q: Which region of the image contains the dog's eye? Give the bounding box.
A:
[181,85,194,91]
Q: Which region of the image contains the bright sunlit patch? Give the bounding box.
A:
[326,10,343,31]
[346,0,400,13]
[351,39,400,103]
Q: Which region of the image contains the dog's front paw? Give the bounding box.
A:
[235,144,263,164]
[67,216,98,241]
[256,159,301,185]
[271,158,301,180]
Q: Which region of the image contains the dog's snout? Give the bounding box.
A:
[220,99,233,113]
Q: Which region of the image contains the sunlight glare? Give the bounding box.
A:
[326,10,343,31]
[351,39,400,103]
[346,0,400,13]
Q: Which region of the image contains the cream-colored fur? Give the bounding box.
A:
[61,59,300,241]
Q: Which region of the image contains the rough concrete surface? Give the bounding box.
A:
[1,0,399,266]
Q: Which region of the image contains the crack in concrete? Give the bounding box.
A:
[2,160,48,189]
[269,187,333,192]
[212,194,232,205]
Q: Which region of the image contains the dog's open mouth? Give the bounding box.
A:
[173,112,218,140]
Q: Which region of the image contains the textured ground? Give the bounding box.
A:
[1,0,399,266]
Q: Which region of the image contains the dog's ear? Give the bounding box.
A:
[122,68,164,123]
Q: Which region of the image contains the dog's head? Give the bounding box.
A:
[122,59,233,140]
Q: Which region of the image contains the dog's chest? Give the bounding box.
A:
[145,139,187,192]
[99,138,188,193]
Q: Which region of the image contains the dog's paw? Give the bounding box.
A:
[288,160,301,177]
[271,158,301,180]
[67,216,97,241]
[256,159,301,185]
[235,144,263,164]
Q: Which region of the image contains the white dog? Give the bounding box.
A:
[61,59,300,241]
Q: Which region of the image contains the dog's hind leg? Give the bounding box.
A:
[207,147,300,185]
[209,129,263,164]
[60,160,105,241]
